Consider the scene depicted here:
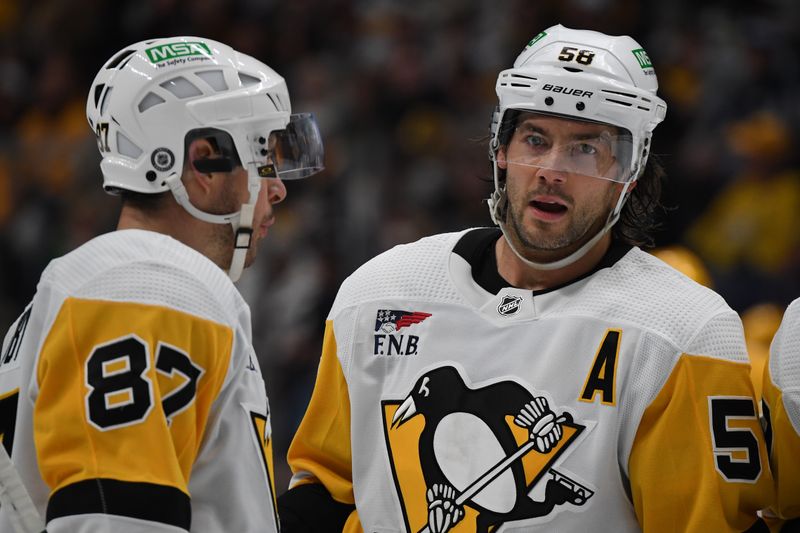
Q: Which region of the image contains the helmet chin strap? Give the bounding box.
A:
[489,180,631,271]
[165,173,260,282]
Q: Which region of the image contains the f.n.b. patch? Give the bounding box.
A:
[374,309,431,356]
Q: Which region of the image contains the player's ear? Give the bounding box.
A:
[185,138,216,194]
[497,146,508,170]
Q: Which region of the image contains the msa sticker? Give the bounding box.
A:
[524,31,547,50]
[497,295,522,317]
[145,41,212,64]
[632,48,653,69]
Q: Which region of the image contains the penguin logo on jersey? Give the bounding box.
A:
[382,364,594,533]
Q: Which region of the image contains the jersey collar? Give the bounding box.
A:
[449,228,633,323]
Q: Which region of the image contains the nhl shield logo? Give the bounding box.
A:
[497,295,522,317]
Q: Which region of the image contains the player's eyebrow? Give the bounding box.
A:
[516,121,613,142]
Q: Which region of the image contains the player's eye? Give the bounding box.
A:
[523,134,547,148]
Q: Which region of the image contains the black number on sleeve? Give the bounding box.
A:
[85,336,154,430]
[0,389,19,455]
[84,337,205,430]
[156,343,204,421]
[1,305,32,369]
[709,397,762,482]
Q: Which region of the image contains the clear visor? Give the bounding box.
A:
[244,113,324,180]
[493,112,635,183]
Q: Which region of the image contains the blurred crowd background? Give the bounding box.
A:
[0,0,798,489]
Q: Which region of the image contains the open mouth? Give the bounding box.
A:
[530,200,568,214]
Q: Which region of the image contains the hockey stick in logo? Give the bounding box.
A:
[419,415,576,533]
[0,444,44,533]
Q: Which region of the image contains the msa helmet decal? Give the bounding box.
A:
[631,48,653,69]
[145,41,212,64]
[524,31,547,50]
[383,364,595,532]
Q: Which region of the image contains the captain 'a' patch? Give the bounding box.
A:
[382,364,594,533]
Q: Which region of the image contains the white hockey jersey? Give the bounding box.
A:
[763,298,800,522]
[288,228,773,532]
[0,229,279,533]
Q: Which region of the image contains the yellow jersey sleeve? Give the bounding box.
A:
[629,354,774,532]
[35,297,232,529]
[286,319,355,504]
[763,361,800,520]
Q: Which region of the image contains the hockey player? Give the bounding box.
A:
[762,299,800,529]
[278,25,773,532]
[0,36,323,532]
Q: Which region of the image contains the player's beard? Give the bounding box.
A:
[207,184,260,271]
[504,180,617,257]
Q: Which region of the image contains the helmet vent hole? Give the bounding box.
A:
[106,49,135,70]
[93,84,105,108]
[100,87,113,115]
[266,93,279,111]
[138,92,166,113]
[274,93,285,110]
[196,70,228,92]
[605,98,633,108]
[238,72,261,87]
[563,67,583,73]
[117,132,143,158]
[160,77,202,99]
[602,89,637,99]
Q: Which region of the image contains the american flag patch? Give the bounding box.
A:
[375,309,432,333]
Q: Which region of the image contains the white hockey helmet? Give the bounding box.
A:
[86,36,324,280]
[487,25,667,270]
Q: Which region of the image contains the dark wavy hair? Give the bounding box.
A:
[493,110,666,248]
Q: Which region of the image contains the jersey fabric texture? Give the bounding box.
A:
[0,229,279,533]
[285,228,773,533]
[763,298,800,522]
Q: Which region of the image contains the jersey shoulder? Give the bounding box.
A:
[329,230,468,318]
[568,248,744,358]
[769,298,800,394]
[40,230,244,326]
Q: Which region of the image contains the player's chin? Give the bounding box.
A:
[244,245,259,268]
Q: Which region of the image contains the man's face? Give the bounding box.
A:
[217,168,286,268]
[497,113,626,261]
